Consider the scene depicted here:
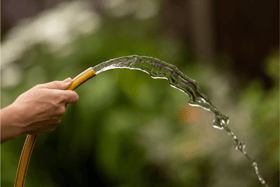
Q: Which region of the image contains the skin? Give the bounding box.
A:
[0,78,79,143]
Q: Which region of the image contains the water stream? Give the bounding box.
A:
[92,55,268,186]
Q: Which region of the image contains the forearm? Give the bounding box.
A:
[0,104,24,143]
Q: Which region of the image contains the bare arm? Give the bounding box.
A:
[0,104,24,143]
[0,78,79,143]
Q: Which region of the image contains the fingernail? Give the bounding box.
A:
[64,77,72,83]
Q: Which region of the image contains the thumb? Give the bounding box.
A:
[40,78,73,90]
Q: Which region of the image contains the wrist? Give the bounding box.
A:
[2,104,25,138]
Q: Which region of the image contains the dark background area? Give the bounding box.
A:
[2,0,279,88]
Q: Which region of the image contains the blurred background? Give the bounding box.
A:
[1,0,279,186]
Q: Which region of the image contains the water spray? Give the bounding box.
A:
[14,55,268,186]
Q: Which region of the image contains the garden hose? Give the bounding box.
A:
[14,67,96,187]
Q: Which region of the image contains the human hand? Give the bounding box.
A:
[12,78,79,135]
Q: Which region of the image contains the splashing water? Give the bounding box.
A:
[92,55,268,186]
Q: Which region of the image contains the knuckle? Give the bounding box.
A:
[58,106,66,115]
[55,118,62,124]
[52,81,61,88]
[53,102,61,110]
[58,94,65,102]
[46,128,54,133]
[51,124,58,130]
[66,91,79,103]
[74,93,79,102]
[35,84,42,89]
